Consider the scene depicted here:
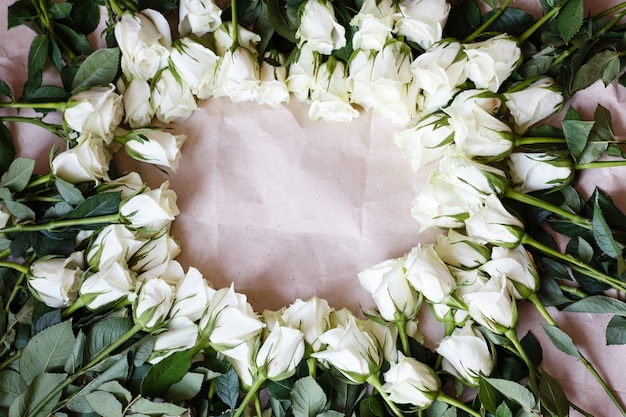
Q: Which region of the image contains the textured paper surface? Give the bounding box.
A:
[2,0,626,415]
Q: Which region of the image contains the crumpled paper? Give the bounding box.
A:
[1,0,626,415]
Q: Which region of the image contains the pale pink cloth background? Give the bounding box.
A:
[2,0,626,415]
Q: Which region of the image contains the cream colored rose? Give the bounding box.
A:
[29,252,84,308]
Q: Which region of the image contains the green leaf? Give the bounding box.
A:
[318,412,344,417]
[86,317,134,361]
[562,119,594,161]
[25,85,70,103]
[71,0,102,34]
[495,402,513,417]
[606,315,626,345]
[266,0,298,42]
[68,192,121,220]
[128,398,188,415]
[99,380,132,403]
[572,51,621,92]
[539,372,569,417]
[215,366,239,409]
[85,391,124,417]
[166,371,204,401]
[71,48,120,93]
[564,295,626,315]
[4,200,35,220]
[55,22,92,55]
[48,2,72,19]
[0,123,15,175]
[541,324,581,358]
[65,330,86,374]
[484,378,536,411]
[593,104,614,142]
[556,0,583,43]
[566,237,593,264]
[268,377,294,401]
[592,199,621,259]
[20,321,75,384]
[23,34,49,97]
[141,349,194,397]
[56,177,85,205]
[482,8,534,37]
[291,376,327,417]
[359,396,385,417]
[7,0,37,28]
[0,157,35,192]
[8,372,67,417]
[0,370,27,408]
[0,80,14,100]
[478,377,500,414]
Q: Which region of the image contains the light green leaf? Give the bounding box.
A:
[564,295,626,315]
[20,320,75,384]
[495,402,513,417]
[539,372,569,417]
[165,371,204,401]
[317,411,344,417]
[0,157,35,192]
[556,0,583,43]
[141,349,193,397]
[4,199,35,220]
[291,376,327,417]
[64,330,86,374]
[128,398,187,415]
[8,372,67,417]
[606,316,626,345]
[99,380,132,403]
[541,324,581,358]
[562,120,594,161]
[484,377,536,411]
[85,391,124,417]
[71,48,120,93]
[215,366,239,409]
[0,370,27,408]
[56,177,85,205]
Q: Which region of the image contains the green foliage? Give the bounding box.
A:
[71,48,121,93]
[141,348,194,397]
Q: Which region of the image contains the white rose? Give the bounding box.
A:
[286,47,319,102]
[79,262,136,310]
[281,297,333,350]
[404,244,456,303]
[149,317,199,364]
[64,85,123,142]
[504,77,563,133]
[463,273,517,334]
[134,277,175,330]
[296,0,346,54]
[152,68,198,124]
[464,34,521,92]
[383,353,440,407]
[436,147,508,197]
[395,0,450,49]
[98,172,144,199]
[434,230,490,270]
[357,318,398,363]
[87,224,146,271]
[178,0,222,36]
[123,128,187,172]
[436,321,494,386]
[444,90,513,159]
[130,232,181,277]
[171,267,213,322]
[257,52,290,106]
[121,181,180,232]
[465,194,525,247]
[358,257,419,322]
[481,245,539,299]
[256,325,305,380]
[213,23,261,56]
[212,47,260,103]
[309,59,359,122]
[200,284,265,349]
[220,338,256,387]
[393,112,454,171]
[411,40,467,113]
[114,9,171,81]
[349,40,417,124]
[312,315,383,383]
[507,152,573,193]
[170,38,220,100]
[121,79,154,128]
[29,252,84,308]
[52,135,112,184]
[350,0,398,51]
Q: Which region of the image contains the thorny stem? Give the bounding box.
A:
[0,116,65,137]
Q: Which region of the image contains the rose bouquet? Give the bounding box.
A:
[2,0,626,416]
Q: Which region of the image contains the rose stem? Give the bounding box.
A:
[503,188,591,229]
[464,0,512,42]
[0,213,121,234]
[436,392,481,417]
[366,374,405,417]
[518,0,571,43]
[232,376,267,417]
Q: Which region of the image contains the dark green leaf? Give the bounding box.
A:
[71,48,120,93]
[484,377,537,411]
[68,192,121,220]
[267,0,298,42]
[165,371,204,401]
[564,295,626,315]
[7,0,37,28]
[49,38,63,73]
[291,376,327,417]
[592,200,621,259]
[521,331,542,366]
[519,55,553,79]
[562,119,594,161]
[85,391,124,417]
[48,2,72,19]
[23,34,49,97]
[65,330,86,374]
[135,0,177,12]
[45,201,75,219]
[556,0,583,43]
[572,50,620,92]
[0,157,35,192]
[55,22,93,55]
[539,371,569,417]
[33,308,62,334]
[0,80,14,100]
[55,177,85,205]
[359,396,385,417]
[593,104,614,142]
[215,366,239,409]
[0,123,15,175]
[268,377,293,401]
[478,376,500,414]
[71,0,102,34]
[0,370,27,408]
[541,324,581,358]
[606,315,626,345]
[20,321,75,384]
[8,372,67,417]
[86,317,134,360]
[141,349,194,397]
[445,0,480,39]
[482,8,534,37]
[25,85,70,103]
[566,237,593,264]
